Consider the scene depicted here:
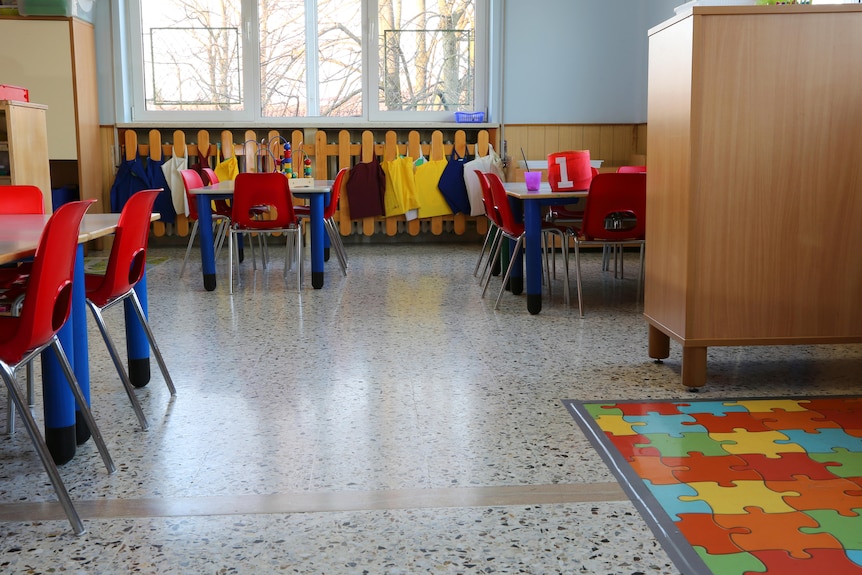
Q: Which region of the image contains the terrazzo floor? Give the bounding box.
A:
[1,240,860,574]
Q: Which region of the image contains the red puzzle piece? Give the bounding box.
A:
[683,412,772,433]
[716,508,843,560]
[663,453,764,487]
[756,410,842,433]
[675,513,748,555]
[731,452,842,482]
[628,455,687,485]
[803,408,862,438]
[606,433,662,461]
[767,477,862,517]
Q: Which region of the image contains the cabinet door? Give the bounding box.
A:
[1,101,53,213]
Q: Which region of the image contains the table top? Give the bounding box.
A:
[504,181,588,200]
[0,213,145,265]
[193,179,333,195]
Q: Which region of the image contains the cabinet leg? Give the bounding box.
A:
[681,346,707,389]
[648,324,670,360]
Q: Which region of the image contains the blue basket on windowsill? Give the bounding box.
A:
[454,111,485,123]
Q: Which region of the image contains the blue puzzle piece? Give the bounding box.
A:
[641,479,713,521]
[622,413,706,437]
[849,550,862,568]
[776,428,862,453]
[676,402,750,416]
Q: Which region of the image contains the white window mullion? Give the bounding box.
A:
[305,0,320,116]
[245,0,262,122]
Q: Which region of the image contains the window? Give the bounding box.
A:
[125,0,487,124]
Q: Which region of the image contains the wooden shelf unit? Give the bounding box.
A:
[0,100,52,213]
[644,4,862,388]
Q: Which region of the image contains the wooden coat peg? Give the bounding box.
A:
[474,130,490,237]
[221,130,234,160]
[407,131,422,236]
[453,130,468,235]
[173,130,189,236]
[337,130,353,237]
[384,130,399,236]
[148,129,166,237]
[429,131,445,235]
[360,130,376,236]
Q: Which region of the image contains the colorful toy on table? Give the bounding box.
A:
[283,142,293,177]
[304,156,312,178]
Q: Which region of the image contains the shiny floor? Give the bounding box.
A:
[1,240,860,574]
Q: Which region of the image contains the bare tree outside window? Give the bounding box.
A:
[379,0,475,112]
[143,0,244,112]
[138,0,476,118]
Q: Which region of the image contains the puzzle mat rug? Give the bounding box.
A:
[563,397,862,575]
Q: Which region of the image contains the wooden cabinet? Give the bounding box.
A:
[0,16,103,211]
[0,100,52,213]
[644,5,862,388]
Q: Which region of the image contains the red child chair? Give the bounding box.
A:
[0,199,116,536]
[84,189,176,431]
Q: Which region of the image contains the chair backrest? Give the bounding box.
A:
[232,172,297,228]
[0,200,95,364]
[0,185,44,215]
[202,167,220,185]
[474,170,501,228]
[486,172,523,236]
[617,165,646,174]
[548,150,593,192]
[180,169,205,221]
[85,190,161,307]
[324,168,349,220]
[579,173,646,242]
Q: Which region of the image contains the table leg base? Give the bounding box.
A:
[129,358,151,388]
[75,411,91,445]
[46,425,76,465]
[204,273,216,292]
[509,276,523,295]
[312,271,324,289]
[527,293,542,315]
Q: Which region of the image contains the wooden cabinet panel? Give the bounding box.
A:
[0,100,52,213]
[645,5,862,388]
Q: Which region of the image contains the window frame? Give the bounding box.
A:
[121,0,490,126]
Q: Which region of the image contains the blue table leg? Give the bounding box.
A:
[523,199,544,314]
[197,194,217,291]
[42,244,86,464]
[309,193,325,289]
[507,196,524,296]
[126,267,150,387]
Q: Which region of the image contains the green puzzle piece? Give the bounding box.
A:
[809,448,862,477]
[694,546,767,575]
[638,432,734,457]
[583,403,623,418]
[801,509,862,550]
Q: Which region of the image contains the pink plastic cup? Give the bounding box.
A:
[524,171,541,191]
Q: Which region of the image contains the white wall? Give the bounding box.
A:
[501,0,679,123]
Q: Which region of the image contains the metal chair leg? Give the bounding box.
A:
[1,363,86,535]
[127,290,176,396]
[179,220,201,277]
[85,301,150,431]
[495,237,524,310]
[50,337,116,474]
